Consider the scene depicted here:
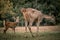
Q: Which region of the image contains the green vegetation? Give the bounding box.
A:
[0,0,60,26]
[0,32,60,40]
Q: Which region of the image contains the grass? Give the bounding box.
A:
[0,32,60,40]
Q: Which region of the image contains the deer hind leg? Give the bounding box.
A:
[3,27,9,34]
[36,21,40,33]
[36,17,43,35]
[36,18,41,33]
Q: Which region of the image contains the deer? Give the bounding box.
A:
[20,8,44,36]
[20,8,55,37]
[3,16,19,34]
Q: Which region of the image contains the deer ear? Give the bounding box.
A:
[21,8,26,13]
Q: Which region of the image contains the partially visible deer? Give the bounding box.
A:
[3,16,19,34]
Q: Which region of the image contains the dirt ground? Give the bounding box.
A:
[0,26,60,33]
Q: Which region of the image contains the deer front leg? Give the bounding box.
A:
[28,20,34,37]
[25,20,28,33]
[11,27,15,34]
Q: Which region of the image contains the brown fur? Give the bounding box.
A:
[3,21,17,33]
[20,8,44,36]
[3,17,18,34]
[20,8,55,37]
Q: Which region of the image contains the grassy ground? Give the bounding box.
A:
[0,26,60,40]
[0,32,60,40]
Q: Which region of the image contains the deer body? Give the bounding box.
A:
[20,8,55,37]
[3,16,19,33]
[20,8,44,36]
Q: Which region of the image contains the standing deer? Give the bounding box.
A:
[3,16,19,34]
[20,8,43,36]
[20,8,55,36]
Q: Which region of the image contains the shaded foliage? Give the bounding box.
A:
[0,0,60,26]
